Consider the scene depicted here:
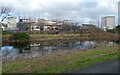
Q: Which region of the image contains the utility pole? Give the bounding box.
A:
[98,19,101,40]
[97,19,100,28]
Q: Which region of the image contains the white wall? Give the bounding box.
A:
[101,16,115,30]
[106,17,115,29]
[7,17,17,30]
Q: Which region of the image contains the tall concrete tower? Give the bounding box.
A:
[101,16,115,31]
[118,1,120,25]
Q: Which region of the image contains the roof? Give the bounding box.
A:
[101,16,115,19]
[82,24,95,26]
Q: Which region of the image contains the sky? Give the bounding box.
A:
[0,0,119,26]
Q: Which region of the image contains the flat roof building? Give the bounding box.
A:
[118,1,120,25]
[101,16,115,31]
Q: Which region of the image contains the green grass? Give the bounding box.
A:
[2,31,11,35]
[12,32,30,41]
[3,45,118,73]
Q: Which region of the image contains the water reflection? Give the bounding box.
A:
[1,41,117,62]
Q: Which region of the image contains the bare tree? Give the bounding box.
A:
[0,5,13,22]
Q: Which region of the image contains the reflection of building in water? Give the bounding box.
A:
[23,46,31,53]
[79,41,96,50]
[18,46,31,53]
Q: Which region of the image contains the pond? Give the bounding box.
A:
[1,40,117,62]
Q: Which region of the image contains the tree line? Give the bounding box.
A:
[107,25,120,33]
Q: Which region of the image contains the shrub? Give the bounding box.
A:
[12,32,30,41]
[2,31,11,35]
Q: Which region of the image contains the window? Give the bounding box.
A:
[36,26,39,29]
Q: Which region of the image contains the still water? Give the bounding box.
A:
[1,40,117,62]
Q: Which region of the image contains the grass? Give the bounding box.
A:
[30,34,81,38]
[3,34,81,40]
[2,31,11,35]
[2,45,118,73]
[3,33,119,41]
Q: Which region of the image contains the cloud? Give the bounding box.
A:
[0,0,118,25]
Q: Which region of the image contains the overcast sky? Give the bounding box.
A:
[0,0,119,26]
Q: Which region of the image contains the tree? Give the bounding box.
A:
[0,5,13,22]
[114,25,120,33]
[107,25,120,33]
[12,32,30,41]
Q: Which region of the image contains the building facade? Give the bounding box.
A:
[17,19,25,32]
[17,18,59,34]
[118,1,120,25]
[101,16,115,31]
[7,16,17,31]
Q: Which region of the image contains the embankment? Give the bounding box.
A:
[3,45,118,73]
[2,33,119,43]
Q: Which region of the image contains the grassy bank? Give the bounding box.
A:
[2,34,81,40]
[30,34,80,37]
[3,34,81,37]
[3,45,118,73]
[3,33,118,42]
